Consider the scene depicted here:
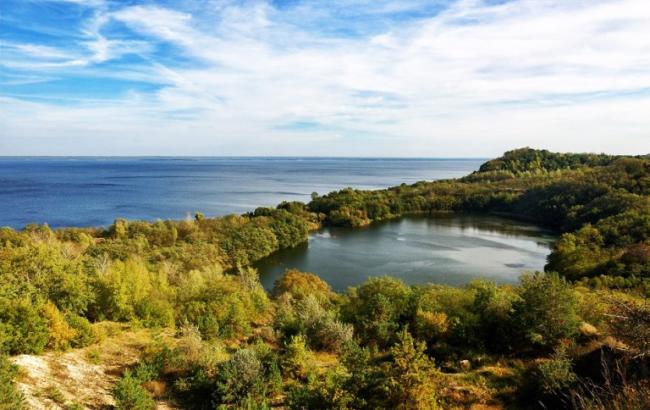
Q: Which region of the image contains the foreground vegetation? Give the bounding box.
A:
[1,148,649,409]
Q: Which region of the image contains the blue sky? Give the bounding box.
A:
[1,0,649,156]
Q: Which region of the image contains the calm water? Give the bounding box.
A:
[256,215,555,291]
[0,157,553,288]
[0,157,484,228]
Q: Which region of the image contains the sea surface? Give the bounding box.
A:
[256,215,555,291]
[0,157,484,228]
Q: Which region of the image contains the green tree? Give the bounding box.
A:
[343,277,413,347]
[513,273,580,350]
[382,329,438,410]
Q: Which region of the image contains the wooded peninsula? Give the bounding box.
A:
[1,148,648,409]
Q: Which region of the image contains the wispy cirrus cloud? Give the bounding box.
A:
[0,0,649,156]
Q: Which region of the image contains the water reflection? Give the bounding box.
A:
[256,214,556,292]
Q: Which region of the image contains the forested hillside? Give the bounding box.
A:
[310,148,650,287]
[1,148,648,409]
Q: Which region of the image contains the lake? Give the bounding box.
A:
[0,157,555,289]
[0,157,484,228]
[256,214,555,291]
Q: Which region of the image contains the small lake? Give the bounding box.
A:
[256,214,556,291]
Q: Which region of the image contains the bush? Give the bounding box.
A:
[273,269,332,304]
[286,368,352,410]
[174,325,226,372]
[413,310,448,342]
[91,258,153,322]
[413,285,479,349]
[0,298,49,355]
[513,273,580,350]
[135,297,175,328]
[43,302,77,350]
[274,294,353,353]
[283,335,314,379]
[470,280,520,352]
[112,370,155,410]
[343,277,413,347]
[65,313,96,348]
[314,318,354,353]
[382,329,439,409]
[535,350,577,395]
[0,355,24,409]
[214,349,264,405]
[175,273,269,340]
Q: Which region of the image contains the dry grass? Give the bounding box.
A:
[439,361,525,410]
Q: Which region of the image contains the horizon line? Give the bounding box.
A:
[0,155,492,160]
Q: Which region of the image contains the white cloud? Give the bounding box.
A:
[1,0,650,155]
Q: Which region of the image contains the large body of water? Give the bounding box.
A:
[0,157,554,288]
[0,157,484,228]
[257,215,555,291]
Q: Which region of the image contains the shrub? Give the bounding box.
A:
[470,280,520,352]
[286,368,352,410]
[43,302,77,350]
[174,325,226,372]
[0,298,49,354]
[274,295,353,353]
[91,258,153,322]
[314,318,354,353]
[273,269,332,304]
[413,285,480,349]
[343,277,413,347]
[413,310,448,342]
[214,349,264,405]
[65,313,96,348]
[382,329,439,409]
[283,335,313,379]
[535,349,577,395]
[112,370,155,410]
[573,288,608,329]
[0,242,91,315]
[175,274,269,340]
[135,297,175,328]
[513,273,580,350]
[0,355,24,409]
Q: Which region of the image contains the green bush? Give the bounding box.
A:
[286,368,352,410]
[65,313,96,348]
[112,370,155,410]
[0,355,24,410]
[283,335,313,379]
[214,349,264,405]
[513,273,580,350]
[413,285,480,350]
[342,277,413,347]
[535,350,577,395]
[175,273,269,340]
[470,280,520,352]
[0,298,49,354]
[135,297,175,328]
[381,329,439,409]
[275,295,353,352]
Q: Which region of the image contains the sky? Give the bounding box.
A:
[0,0,649,157]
